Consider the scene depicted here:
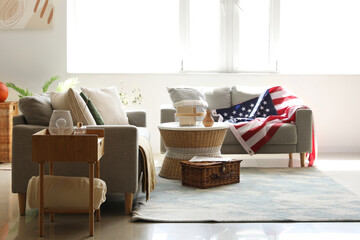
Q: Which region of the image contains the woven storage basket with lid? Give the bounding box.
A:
[180,159,242,188]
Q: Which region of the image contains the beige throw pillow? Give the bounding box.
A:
[66,88,96,125]
[49,89,96,126]
[49,91,69,110]
[80,86,129,125]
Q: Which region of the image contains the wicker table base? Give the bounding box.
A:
[158,122,229,180]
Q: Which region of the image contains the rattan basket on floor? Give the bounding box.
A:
[0,101,18,163]
[180,160,242,188]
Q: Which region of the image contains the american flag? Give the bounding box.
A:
[213,86,316,166]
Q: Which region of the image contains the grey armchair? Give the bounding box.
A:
[12,110,148,215]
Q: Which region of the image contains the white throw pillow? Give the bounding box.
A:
[49,89,96,126]
[80,86,129,125]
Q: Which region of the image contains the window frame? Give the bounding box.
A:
[179,0,280,73]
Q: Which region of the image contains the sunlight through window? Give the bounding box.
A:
[280,0,360,73]
[67,0,179,73]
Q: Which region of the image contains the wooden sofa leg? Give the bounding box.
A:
[18,193,26,216]
[288,153,293,167]
[300,153,306,167]
[124,193,133,215]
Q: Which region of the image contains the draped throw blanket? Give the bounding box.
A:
[213,86,316,166]
[139,136,156,200]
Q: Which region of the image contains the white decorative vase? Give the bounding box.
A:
[49,110,74,135]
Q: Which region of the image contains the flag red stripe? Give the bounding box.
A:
[241,115,282,141]
[250,123,282,152]
[272,95,298,105]
[276,108,287,115]
[269,86,283,93]
[241,120,269,141]
[234,122,249,130]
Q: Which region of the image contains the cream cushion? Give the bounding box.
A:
[80,86,129,125]
[27,175,107,210]
[49,91,69,110]
[49,89,96,126]
[66,88,96,125]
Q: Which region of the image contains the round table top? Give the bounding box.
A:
[158,122,229,131]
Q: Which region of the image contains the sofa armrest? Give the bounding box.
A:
[160,104,176,123]
[160,105,176,153]
[126,110,146,127]
[295,108,313,153]
[87,125,140,193]
[12,125,50,193]
[13,115,26,126]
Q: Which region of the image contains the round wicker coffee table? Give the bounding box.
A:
[158,122,229,180]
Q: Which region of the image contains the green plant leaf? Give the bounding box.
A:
[119,91,128,105]
[5,82,32,98]
[42,75,60,93]
[56,77,80,92]
[119,88,142,105]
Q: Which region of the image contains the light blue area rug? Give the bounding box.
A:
[132,168,360,222]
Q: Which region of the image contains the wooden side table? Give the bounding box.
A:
[158,122,229,180]
[32,128,105,237]
[0,101,18,163]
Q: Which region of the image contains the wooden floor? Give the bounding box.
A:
[1,153,360,240]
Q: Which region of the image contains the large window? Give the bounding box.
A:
[67,0,278,73]
[67,0,360,74]
[180,0,278,72]
[279,0,360,74]
[67,0,180,73]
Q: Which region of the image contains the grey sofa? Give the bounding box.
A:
[161,86,313,167]
[12,110,148,215]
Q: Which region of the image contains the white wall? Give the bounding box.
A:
[1,1,359,153]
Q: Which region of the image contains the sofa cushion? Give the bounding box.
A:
[231,86,267,106]
[80,92,105,125]
[167,87,208,108]
[81,86,129,125]
[203,87,231,110]
[66,88,97,125]
[223,123,297,145]
[18,94,53,126]
[50,89,96,126]
[50,91,70,110]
